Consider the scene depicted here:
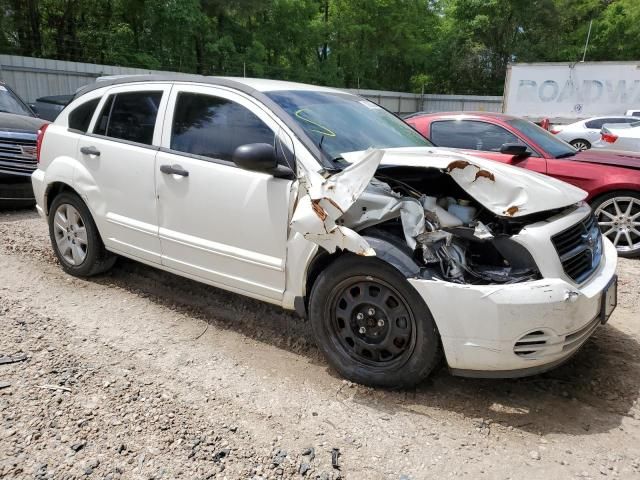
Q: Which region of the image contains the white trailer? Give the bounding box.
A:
[503,61,640,122]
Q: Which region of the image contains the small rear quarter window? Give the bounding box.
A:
[68,98,100,133]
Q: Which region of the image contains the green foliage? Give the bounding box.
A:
[0,0,638,94]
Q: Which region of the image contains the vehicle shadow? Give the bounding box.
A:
[95,256,640,438]
[345,323,640,437]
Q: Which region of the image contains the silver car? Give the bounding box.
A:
[552,116,640,151]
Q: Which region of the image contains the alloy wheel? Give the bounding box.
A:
[595,196,640,253]
[53,203,88,265]
[571,140,590,151]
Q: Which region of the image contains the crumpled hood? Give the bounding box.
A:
[342,147,587,218]
[572,149,640,171]
[290,147,588,259]
[0,112,44,134]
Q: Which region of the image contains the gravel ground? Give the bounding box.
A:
[0,207,639,480]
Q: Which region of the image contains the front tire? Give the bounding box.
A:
[48,192,116,276]
[309,254,441,388]
[591,190,640,258]
[570,139,591,151]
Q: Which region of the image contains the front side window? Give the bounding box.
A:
[68,98,100,132]
[170,92,274,162]
[431,120,528,152]
[93,91,162,145]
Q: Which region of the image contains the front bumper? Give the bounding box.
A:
[408,235,617,377]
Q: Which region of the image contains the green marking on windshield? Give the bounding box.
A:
[295,108,336,137]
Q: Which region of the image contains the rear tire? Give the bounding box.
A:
[309,254,441,388]
[570,139,591,151]
[48,192,116,276]
[591,190,640,258]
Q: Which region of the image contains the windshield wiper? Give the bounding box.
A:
[555,152,577,159]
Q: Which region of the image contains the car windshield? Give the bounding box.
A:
[265,90,432,164]
[0,85,33,117]
[506,117,576,159]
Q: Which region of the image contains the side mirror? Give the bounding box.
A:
[233,143,278,172]
[499,143,531,158]
[232,143,294,178]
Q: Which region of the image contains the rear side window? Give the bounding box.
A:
[93,91,162,145]
[68,98,100,132]
[170,92,274,162]
[431,120,527,152]
[585,118,631,129]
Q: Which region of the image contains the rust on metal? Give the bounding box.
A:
[446,160,471,172]
[504,205,519,216]
[311,200,328,221]
[473,169,495,182]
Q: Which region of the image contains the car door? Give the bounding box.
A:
[155,85,294,303]
[76,83,171,264]
[429,119,547,174]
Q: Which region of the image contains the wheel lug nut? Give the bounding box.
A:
[377,319,385,327]
[356,313,364,320]
[359,326,366,334]
[367,308,375,316]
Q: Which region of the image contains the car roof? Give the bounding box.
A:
[76,73,344,99]
[407,111,519,121]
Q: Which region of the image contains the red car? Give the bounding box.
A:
[405,112,640,258]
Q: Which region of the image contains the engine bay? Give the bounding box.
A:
[347,166,545,285]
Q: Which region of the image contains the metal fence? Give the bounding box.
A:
[0,54,504,115]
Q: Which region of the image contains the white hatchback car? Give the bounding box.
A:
[32,75,618,388]
[552,116,640,151]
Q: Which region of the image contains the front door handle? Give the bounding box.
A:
[80,146,100,156]
[160,164,189,177]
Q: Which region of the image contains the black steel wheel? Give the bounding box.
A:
[328,277,416,367]
[309,254,441,388]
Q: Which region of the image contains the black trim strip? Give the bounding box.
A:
[84,132,160,151]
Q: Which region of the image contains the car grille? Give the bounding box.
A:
[551,214,602,284]
[0,133,38,177]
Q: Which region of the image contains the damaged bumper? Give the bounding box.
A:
[409,237,617,377]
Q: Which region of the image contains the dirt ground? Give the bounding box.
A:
[0,208,639,480]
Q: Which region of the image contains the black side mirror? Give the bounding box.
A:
[233,143,277,172]
[499,143,531,158]
[232,143,294,178]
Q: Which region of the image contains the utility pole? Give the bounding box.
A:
[581,19,593,62]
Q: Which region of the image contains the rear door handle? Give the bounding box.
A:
[80,146,100,156]
[160,164,189,177]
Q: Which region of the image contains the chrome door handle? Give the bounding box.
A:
[80,146,100,156]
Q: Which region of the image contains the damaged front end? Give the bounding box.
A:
[291,148,587,285]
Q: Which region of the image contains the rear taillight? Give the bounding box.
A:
[36,123,49,163]
[601,132,618,144]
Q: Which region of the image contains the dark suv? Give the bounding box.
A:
[0,81,47,207]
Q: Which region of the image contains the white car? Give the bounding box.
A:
[593,121,640,152]
[625,109,640,117]
[32,76,618,388]
[552,116,639,151]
